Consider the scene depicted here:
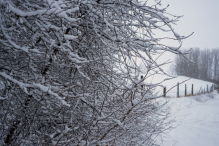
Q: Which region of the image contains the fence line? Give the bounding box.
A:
[162,83,216,98]
[139,76,217,98]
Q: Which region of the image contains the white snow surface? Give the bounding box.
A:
[148,75,219,145]
[160,91,219,146]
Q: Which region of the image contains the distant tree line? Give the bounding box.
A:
[173,48,219,83]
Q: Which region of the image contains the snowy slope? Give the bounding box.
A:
[159,91,219,146]
[148,75,214,97]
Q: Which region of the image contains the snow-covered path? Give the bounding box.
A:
[162,91,219,146]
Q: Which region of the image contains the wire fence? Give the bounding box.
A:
[162,83,216,98]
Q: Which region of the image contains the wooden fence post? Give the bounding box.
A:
[207,85,208,92]
[185,84,187,96]
[192,84,193,95]
[199,86,202,94]
[163,87,166,97]
[177,82,179,97]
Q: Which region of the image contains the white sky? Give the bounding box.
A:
[160,0,219,49]
[149,0,219,72]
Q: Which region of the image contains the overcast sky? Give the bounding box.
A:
[148,0,219,72]
[161,0,219,49]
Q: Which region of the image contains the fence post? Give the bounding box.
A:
[199,86,202,94]
[192,84,193,95]
[163,87,166,97]
[185,84,187,96]
[177,82,179,97]
[207,85,208,92]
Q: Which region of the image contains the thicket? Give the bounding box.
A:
[0,0,188,145]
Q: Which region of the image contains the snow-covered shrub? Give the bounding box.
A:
[0,0,188,145]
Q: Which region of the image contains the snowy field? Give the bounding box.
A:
[160,91,219,146]
[148,75,214,97]
[150,76,219,146]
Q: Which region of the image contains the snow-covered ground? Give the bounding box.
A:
[148,75,214,97]
[148,76,219,145]
[160,91,219,146]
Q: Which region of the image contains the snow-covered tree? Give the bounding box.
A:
[0,0,188,145]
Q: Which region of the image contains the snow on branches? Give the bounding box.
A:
[0,0,189,145]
